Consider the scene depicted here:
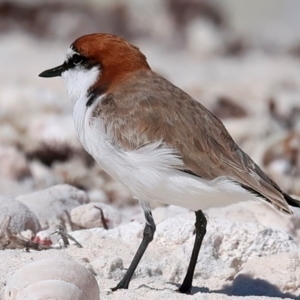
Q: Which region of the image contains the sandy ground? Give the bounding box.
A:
[1,235,299,300]
[1,203,300,299]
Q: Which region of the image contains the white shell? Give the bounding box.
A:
[70,202,122,229]
[4,258,99,300]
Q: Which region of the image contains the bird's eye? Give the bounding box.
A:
[72,54,85,65]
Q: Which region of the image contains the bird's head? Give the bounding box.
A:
[39,33,150,103]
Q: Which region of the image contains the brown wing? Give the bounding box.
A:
[94,69,291,214]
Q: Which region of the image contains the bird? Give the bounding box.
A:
[39,33,300,294]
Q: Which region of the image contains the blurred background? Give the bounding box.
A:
[0,0,300,206]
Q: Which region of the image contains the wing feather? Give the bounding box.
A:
[96,69,292,214]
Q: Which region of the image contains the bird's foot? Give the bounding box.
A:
[177,285,192,294]
[111,280,129,292]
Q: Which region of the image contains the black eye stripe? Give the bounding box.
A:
[63,53,99,71]
[71,54,87,66]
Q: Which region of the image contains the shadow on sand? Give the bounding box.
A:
[169,274,299,299]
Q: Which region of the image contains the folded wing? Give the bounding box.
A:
[99,69,293,214]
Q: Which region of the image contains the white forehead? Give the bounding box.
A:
[66,47,79,60]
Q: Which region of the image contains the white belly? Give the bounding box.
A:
[73,99,256,211]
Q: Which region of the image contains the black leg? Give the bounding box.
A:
[178,210,207,294]
[112,208,156,291]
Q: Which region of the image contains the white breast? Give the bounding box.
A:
[73,95,257,211]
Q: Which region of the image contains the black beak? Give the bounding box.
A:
[39,64,65,78]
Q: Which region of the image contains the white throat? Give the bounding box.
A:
[61,62,100,104]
